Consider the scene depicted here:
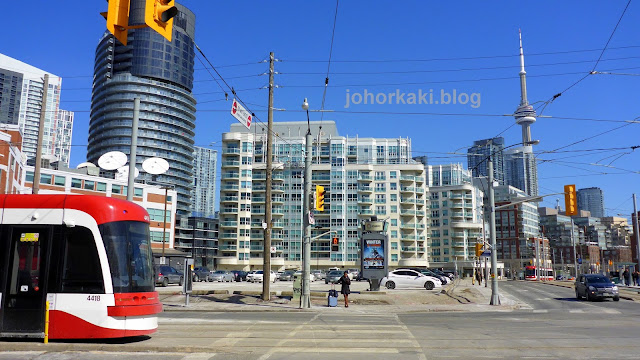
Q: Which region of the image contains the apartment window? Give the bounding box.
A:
[431,210,439,217]
[443,219,449,225]
[391,219,398,226]
[391,242,398,250]
[391,254,398,262]
[40,174,52,185]
[26,171,34,183]
[390,194,397,202]
[391,205,397,214]
[135,188,143,197]
[71,178,82,189]
[390,171,397,179]
[54,175,66,186]
[96,182,107,192]
[442,191,448,198]
[241,156,252,165]
[391,230,398,238]
[376,206,386,215]
[375,171,385,180]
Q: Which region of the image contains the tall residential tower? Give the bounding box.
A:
[87,4,197,214]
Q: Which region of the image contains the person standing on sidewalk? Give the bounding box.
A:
[633,270,639,286]
[336,271,351,307]
[623,268,630,286]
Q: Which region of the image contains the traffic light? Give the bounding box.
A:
[145,0,178,42]
[475,243,483,257]
[102,0,131,45]
[564,184,577,216]
[315,185,326,212]
[331,237,339,252]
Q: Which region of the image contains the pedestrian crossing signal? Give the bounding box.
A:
[331,237,339,252]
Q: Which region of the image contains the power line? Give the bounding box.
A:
[281,45,640,63]
[319,0,340,123]
[592,0,633,71]
[278,56,640,76]
[275,66,640,88]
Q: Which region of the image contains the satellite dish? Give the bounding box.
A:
[98,151,127,170]
[115,166,139,181]
[142,157,170,175]
[77,162,97,169]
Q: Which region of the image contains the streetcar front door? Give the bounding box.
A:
[0,226,50,336]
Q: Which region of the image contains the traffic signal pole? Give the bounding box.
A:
[301,104,313,309]
[633,194,639,273]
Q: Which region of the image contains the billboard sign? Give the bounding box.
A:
[363,238,385,269]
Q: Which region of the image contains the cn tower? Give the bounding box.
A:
[514,30,537,145]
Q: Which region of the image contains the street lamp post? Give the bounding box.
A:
[301,98,312,308]
[488,157,500,305]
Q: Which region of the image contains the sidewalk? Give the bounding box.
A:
[159,278,522,314]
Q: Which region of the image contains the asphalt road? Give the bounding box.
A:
[3,281,640,359]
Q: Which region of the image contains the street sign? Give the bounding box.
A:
[230,98,252,129]
[308,211,315,225]
[270,246,276,254]
[481,250,491,257]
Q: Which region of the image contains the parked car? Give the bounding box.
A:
[312,270,326,281]
[280,270,296,281]
[246,271,258,282]
[192,266,212,282]
[325,270,343,284]
[210,270,234,282]
[419,269,448,285]
[431,269,454,280]
[575,274,619,301]
[231,270,248,282]
[381,269,442,290]
[294,270,316,282]
[347,268,359,281]
[248,270,277,283]
[154,265,183,287]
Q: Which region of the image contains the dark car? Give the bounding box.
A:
[193,266,212,282]
[325,270,343,284]
[279,270,296,281]
[575,274,619,301]
[155,265,183,287]
[231,270,248,282]
[420,269,448,285]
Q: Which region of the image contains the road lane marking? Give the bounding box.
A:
[257,313,321,360]
[180,353,216,360]
[394,314,427,360]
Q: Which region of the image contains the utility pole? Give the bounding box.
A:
[535,237,540,281]
[127,98,140,201]
[262,52,275,301]
[162,186,168,263]
[301,98,312,308]
[571,217,578,278]
[33,73,49,195]
[488,157,500,305]
[633,194,640,273]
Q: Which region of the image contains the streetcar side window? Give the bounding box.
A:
[61,226,104,294]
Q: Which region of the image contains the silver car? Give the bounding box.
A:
[210,270,234,282]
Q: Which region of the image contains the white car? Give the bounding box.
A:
[380,269,442,290]
[294,271,316,282]
[248,270,277,283]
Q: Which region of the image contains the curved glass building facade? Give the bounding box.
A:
[88,4,196,214]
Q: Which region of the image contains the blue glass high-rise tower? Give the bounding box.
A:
[87,3,196,214]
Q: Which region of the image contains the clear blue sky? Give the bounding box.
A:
[1,1,638,217]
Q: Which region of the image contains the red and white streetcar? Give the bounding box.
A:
[0,194,162,339]
[524,265,553,281]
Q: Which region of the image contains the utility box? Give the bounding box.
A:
[292,274,302,303]
[361,218,389,291]
[183,258,194,294]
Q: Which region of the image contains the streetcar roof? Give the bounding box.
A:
[0,194,150,225]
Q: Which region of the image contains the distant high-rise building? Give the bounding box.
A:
[87,4,197,214]
[504,146,538,197]
[467,137,505,184]
[577,187,605,218]
[0,53,74,166]
[191,146,217,218]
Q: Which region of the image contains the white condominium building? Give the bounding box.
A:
[218,121,429,270]
[424,163,484,273]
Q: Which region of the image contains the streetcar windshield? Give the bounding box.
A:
[100,221,154,293]
[525,268,536,277]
